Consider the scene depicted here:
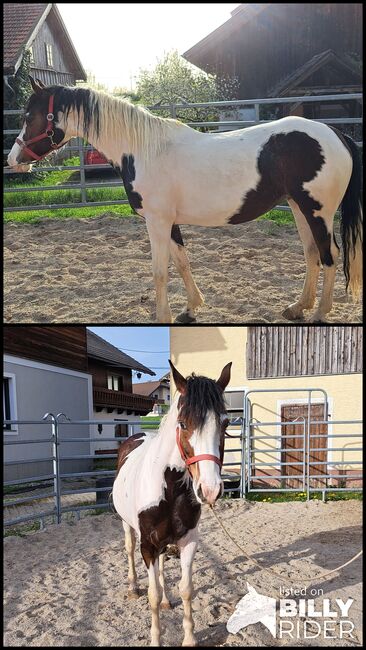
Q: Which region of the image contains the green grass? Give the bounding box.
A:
[4,157,134,223]
[246,490,362,503]
[4,521,41,538]
[140,416,161,430]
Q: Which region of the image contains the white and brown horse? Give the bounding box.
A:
[8,77,362,323]
[112,360,231,646]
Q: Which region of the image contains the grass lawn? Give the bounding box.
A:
[245,490,362,503]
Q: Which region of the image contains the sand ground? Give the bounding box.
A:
[4,499,362,647]
[4,215,362,324]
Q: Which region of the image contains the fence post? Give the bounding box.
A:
[43,412,61,524]
[240,394,248,498]
[306,393,311,502]
[254,103,260,125]
[170,103,177,119]
[78,137,87,205]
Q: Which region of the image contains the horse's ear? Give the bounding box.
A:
[29,76,45,93]
[216,362,232,391]
[169,359,187,395]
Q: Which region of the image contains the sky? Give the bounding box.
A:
[57,3,239,90]
[87,326,170,383]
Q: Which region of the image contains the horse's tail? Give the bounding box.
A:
[339,133,363,301]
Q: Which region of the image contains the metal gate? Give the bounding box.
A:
[3,399,363,530]
[241,388,363,499]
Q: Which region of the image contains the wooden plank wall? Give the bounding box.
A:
[4,326,88,372]
[247,326,362,378]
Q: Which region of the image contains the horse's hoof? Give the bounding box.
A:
[127,589,140,599]
[175,311,197,324]
[282,306,303,321]
[161,600,173,610]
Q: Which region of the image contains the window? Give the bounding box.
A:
[107,375,119,391]
[28,46,34,64]
[3,374,17,433]
[45,43,53,67]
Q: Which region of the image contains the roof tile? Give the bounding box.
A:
[4,3,48,70]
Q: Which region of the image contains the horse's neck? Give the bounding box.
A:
[154,399,185,470]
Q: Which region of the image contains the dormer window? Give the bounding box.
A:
[45,43,53,67]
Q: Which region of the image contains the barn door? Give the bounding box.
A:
[281,403,328,489]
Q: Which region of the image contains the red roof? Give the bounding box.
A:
[3,3,86,79]
[4,3,49,71]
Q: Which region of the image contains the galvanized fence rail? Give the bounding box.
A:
[3,414,244,529]
[243,388,363,500]
[4,92,362,213]
[3,395,362,530]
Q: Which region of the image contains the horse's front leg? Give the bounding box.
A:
[145,216,173,323]
[177,527,199,647]
[170,226,204,323]
[142,546,163,646]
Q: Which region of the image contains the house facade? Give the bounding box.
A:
[4,326,92,482]
[4,3,87,86]
[132,373,170,415]
[170,326,362,490]
[3,326,155,481]
[183,4,362,124]
[87,330,155,452]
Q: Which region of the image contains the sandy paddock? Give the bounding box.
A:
[4,214,362,324]
[4,499,362,647]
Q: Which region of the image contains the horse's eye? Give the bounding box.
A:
[179,421,187,431]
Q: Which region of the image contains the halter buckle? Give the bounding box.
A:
[47,113,54,121]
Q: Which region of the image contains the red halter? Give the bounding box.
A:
[176,426,222,474]
[16,95,64,161]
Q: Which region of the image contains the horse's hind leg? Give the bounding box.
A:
[159,552,172,609]
[122,520,139,598]
[282,199,321,320]
[284,198,340,322]
[170,226,204,323]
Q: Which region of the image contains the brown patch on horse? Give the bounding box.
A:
[138,467,201,567]
[116,432,146,475]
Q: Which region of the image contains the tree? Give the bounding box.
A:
[135,50,239,127]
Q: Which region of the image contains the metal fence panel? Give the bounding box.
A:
[3,399,362,530]
[4,93,362,214]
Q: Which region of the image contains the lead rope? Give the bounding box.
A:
[209,505,362,587]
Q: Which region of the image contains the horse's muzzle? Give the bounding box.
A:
[197,481,223,505]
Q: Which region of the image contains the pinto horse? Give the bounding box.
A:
[112,360,232,646]
[8,77,362,323]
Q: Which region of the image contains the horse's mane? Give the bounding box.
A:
[42,85,184,159]
[178,374,227,431]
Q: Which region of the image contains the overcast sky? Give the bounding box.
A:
[57,3,239,90]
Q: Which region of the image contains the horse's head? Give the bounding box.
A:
[7,76,68,172]
[169,360,232,506]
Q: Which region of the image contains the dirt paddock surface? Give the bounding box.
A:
[4,214,362,323]
[4,499,362,647]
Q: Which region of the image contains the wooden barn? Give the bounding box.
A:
[3,3,87,86]
[183,3,362,121]
[170,326,363,492]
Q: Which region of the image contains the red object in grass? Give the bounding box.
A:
[84,148,109,166]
